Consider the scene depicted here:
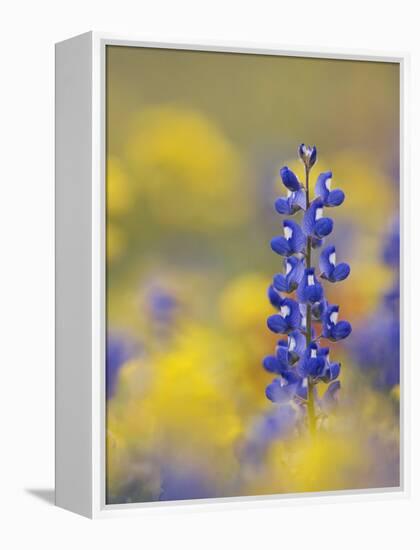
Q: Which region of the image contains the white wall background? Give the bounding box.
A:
[0,0,418,547]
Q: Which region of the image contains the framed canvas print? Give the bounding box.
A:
[55,32,409,518]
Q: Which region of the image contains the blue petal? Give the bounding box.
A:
[276,342,291,368]
[315,171,331,201]
[297,268,324,304]
[305,284,324,304]
[314,217,333,238]
[285,220,306,253]
[319,244,335,278]
[302,202,316,236]
[284,298,302,330]
[271,236,290,256]
[332,262,350,282]
[280,166,301,192]
[327,362,341,381]
[321,304,338,337]
[274,197,293,215]
[288,258,305,287]
[322,380,341,410]
[326,189,345,207]
[331,320,352,341]
[263,355,284,374]
[268,285,284,309]
[282,370,301,386]
[289,329,306,356]
[273,273,288,292]
[266,379,293,403]
[293,188,307,211]
[267,314,289,333]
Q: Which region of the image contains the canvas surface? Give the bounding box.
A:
[105,46,400,504]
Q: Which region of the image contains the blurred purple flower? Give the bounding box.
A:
[239,405,297,466]
[350,218,400,389]
[106,333,138,399]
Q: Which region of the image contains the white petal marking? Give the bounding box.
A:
[280,305,290,318]
[330,311,338,324]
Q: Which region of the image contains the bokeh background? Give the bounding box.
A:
[105,46,400,504]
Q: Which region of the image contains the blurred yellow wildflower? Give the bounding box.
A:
[124,105,250,229]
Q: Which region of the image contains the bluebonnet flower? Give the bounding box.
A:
[265,370,308,403]
[273,257,304,293]
[319,245,350,282]
[267,298,302,334]
[296,268,324,304]
[297,342,326,378]
[303,197,334,239]
[275,167,307,215]
[315,171,345,207]
[262,330,306,374]
[287,329,307,362]
[264,144,351,434]
[322,304,352,341]
[271,219,306,256]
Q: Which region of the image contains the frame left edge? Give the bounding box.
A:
[55,31,94,519]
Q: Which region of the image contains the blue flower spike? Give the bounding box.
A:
[315,171,345,207]
[264,144,351,435]
[319,245,350,282]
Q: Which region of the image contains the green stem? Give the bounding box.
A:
[305,166,316,436]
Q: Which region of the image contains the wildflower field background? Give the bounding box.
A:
[105,46,400,504]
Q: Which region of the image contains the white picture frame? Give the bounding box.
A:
[55,31,410,519]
